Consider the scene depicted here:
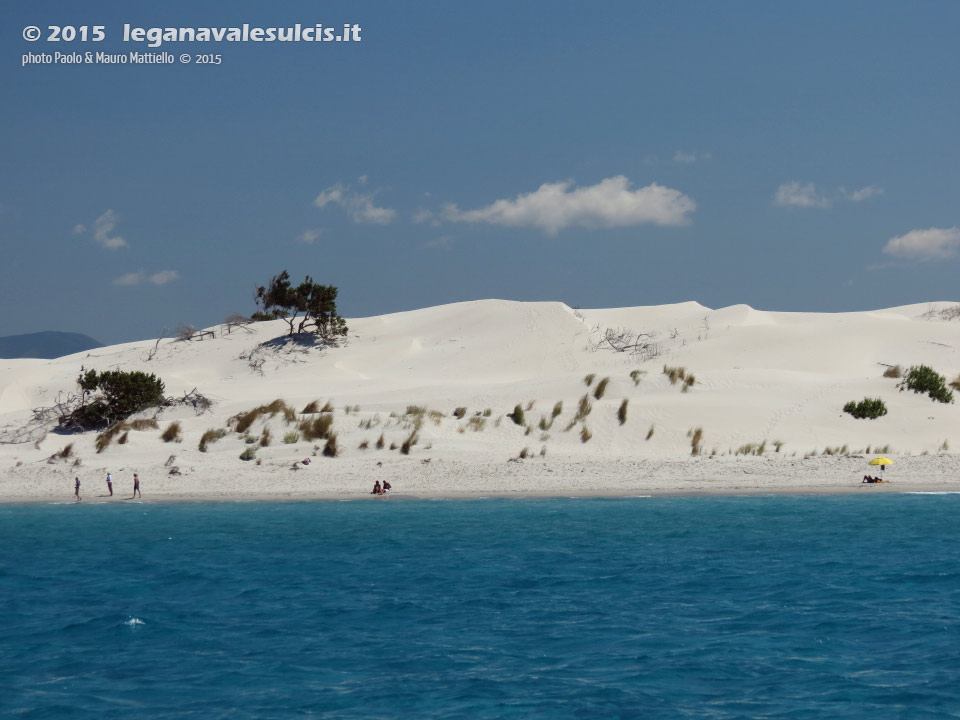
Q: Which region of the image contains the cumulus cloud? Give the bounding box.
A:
[883,227,960,261]
[442,176,695,235]
[774,182,832,208]
[112,269,180,286]
[314,182,396,224]
[297,229,323,245]
[673,151,711,164]
[91,209,127,248]
[72,223,86,235]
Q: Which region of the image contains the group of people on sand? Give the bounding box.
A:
[74,471,141,501]
[370,479,392,495]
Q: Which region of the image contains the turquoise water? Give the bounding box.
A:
[2,495,960,718]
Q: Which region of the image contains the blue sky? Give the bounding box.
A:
[2,1,958,343]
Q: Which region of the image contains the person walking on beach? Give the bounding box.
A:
[75,476,81,502]
[106,472,113,497]
[133,473,141,499]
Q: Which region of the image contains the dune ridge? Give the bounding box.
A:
[2,299,959,501]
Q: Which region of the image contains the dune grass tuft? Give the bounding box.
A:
[617,399,628,425]
[593,377,611,400]
[199,428,227,452]
[234,400,296,434]
[161,422,182,443]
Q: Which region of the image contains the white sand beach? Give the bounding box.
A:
[2,299,959,503]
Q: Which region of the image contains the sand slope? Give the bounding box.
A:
[2,299,959,501]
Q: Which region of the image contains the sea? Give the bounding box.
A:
[2,494,959,719]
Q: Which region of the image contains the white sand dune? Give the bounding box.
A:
[2,299,959,502]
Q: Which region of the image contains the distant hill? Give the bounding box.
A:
[0,331,103,359]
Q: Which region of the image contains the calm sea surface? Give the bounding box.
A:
[2,495,959,719]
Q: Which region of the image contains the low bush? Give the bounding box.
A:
[234,399,296,434]
[507,404,526,426]
[63,369,165,431]
[283,431,300,444]
[323,433,339,457]
[843,397,888,419]
[453,407,467,419]
[199,428,227,452]
[883,365,903,379]
[239,447,257,461]
[299,415,333,441]
[617,399,628,425]
[161,422,182,443]
[899,365,954,404]
[688,426,703,456]
[129,418,159,431]
[663,365,686,385]
[302,400,320,414]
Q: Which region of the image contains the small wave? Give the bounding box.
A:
[124,617,145,627]
[902,491,960,495]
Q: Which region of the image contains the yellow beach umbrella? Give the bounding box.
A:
[869,456,893,476]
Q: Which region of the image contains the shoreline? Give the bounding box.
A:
[5,480,960,506]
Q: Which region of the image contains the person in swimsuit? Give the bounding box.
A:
[383,480,392,494]
[371,480,382,495]
[133,473,141,499]
[75,476,81,501]
[106,472,113,497]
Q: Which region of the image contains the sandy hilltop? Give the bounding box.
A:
[2,299,960,503]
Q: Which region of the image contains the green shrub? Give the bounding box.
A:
[64,370,165,431]
[507,404,526,426]
[843,397,888,419]
[283,431,300,444]
[899,365,954,404]
[453,407,467,419]
[239,446,257,461]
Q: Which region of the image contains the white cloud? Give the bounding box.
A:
[412,209,434,224]
[112,269,180,286]
[297,229,323,244]
[883,227,960,261]
[774,182,832,208]
[357,174,368,185]
[673,151,711,164]
[843,185,884,202]
[775,182,885,208]
[72,223,86,235]
[443,176,695,235]
[148,270,179,285]
[112,271,143,286]
[314,182,396,225]
[91,209,127,248]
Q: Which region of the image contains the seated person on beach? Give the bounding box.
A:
[383,480,392,494]
[862,475,881,483]
[371,480,382,495]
